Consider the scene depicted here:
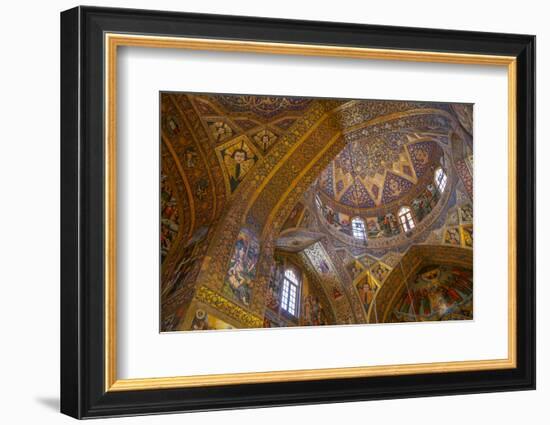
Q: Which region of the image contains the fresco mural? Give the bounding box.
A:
[265,257,284,312]
[159,92,474,332]
[317,183,445,241]
[217,135,259,193]
[160,173,180,263]
[282,202,305,230]
[444,227,462,246]
[390,265,473,322]
[356,280,378,313]
[346,260,364,281]
[190,308,235,331]
[411,183,440,222]
[462,225,473,248]
[317,202,353,237]
[160,226,210,331]
[302,294,328,326]
[370,262,391,283]
[378,213,401,237]
[222,229,260,307]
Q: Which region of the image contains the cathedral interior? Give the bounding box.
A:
[160,93,474,332]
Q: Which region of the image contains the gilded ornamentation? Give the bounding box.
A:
[370,261,391,283]
[253,129,278,152]
[208,121,233,142]
[195,285,263,328]
[160,173,181,263]
[302,242,355,323]
[318,138,441,210]
[215,95,313,119]
[455,159,473,199]
[222,229,259,307]
[217,135,259,193]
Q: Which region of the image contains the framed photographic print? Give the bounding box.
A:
[60,6,536,419]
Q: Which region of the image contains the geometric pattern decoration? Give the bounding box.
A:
[234,118,260,131]
[339,178,376,208]
[272,117,297,131]
[381,171,414,204]
[455,158,473,199]
[318,137,440,209]
[252,128,278,152]
[407,141,436,178]
[214,95,313,119]
[216,135,259,194]
[207,120,234,143]
[424,202,473,249]
[194,98,218,115]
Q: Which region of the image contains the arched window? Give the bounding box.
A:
[315,195,322,209]
[281,268,301,317]
[351,217,367,240]
[434,167,448,193]
[398,206,415,232]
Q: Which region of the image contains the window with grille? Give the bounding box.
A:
[434,167,448,193]
[281,268,300,317]
[398,206,415,232]
[351,217,367,240]
[315,195,322,209]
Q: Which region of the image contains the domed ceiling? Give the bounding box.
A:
[317,136,443,214]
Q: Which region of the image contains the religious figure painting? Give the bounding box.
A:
[217,135,259,193]
[159,91,474,332]
[391,265,473,322]
[222,229,260,307]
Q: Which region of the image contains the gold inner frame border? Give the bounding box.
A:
[104,33,517,392]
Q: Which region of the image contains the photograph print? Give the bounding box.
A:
[160,92,474,332]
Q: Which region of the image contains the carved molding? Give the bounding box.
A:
[195,285,264,328]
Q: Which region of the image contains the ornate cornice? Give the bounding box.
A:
[195,285,264,328]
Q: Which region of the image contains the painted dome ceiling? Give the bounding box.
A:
[317,135,443,214]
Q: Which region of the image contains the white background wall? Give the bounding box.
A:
[0,0,545,423]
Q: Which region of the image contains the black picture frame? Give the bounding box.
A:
[61,5,536,419]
